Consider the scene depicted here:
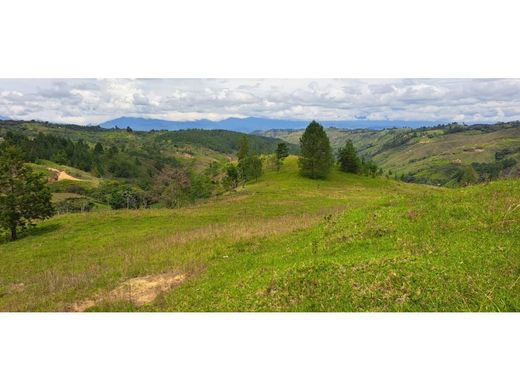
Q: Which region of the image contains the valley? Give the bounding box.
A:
[1,118,519,312]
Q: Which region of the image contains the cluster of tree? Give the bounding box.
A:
[265,142,289,171]
[3,131,96,171]
[471,158,517,181]
[223,136,264,189]
[495,147,520,161]
[153,129,296,155]
[336,139,382,176]
[297,121,382,179]
[0,131,161,182]
[55,198,95,214]
[237,137,263,182]
[88,182,151,210]
[148,167,212,208]
[57,167,214,211]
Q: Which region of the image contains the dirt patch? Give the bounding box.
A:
[463,147,484,153]
[69,271,186,312]
[47,167,82,182]
[111,273,186,305]
[406,209,419,220]
[9,283,25,293]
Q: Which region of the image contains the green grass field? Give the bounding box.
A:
[1,156,519,311]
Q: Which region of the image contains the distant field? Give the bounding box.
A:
[1,156,519,312]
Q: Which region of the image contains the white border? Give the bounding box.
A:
[1,313,519,390]
[0,0,519,77]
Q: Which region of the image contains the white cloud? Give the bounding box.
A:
[0,78,520,125]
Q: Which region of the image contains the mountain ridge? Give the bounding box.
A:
[99,116,449,132]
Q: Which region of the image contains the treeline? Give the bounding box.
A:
[152,129,298,155]
[0,119,108,133]
[1,131,176,184]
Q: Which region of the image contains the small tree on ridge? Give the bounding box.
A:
[298,121,333,179]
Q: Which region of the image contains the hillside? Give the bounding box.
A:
[0,120,295,209]
[0,120,292,156]
[264,121,520,186]
[1,156,519,312]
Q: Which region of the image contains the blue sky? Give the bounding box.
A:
[1,78,519,125]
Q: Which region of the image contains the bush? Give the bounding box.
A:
[55,198,95,213]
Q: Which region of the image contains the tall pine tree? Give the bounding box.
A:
[237,136,263,183]
[237,136,249,162]
[298,121,333,179]
[337,140,361,173]
[274,142,289,171]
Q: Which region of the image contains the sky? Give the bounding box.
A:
[1,78,520,125]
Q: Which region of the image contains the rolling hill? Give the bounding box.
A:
[264,121,520,186]
[0,119,298,211]
[0,119,293,178]
[1,157,519,311]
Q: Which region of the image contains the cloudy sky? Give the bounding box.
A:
[1,79,520,125]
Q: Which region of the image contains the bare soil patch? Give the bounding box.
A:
[69,271,186,312]
[47,167,82,182]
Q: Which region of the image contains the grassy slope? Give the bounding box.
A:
[1,157,519,311]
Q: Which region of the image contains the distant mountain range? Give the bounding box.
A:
[0,115,10,120]
[99,116,447,132]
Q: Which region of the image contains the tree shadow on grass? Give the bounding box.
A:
[0,223,61,245]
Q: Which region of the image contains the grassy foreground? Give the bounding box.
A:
[1,156,519,311]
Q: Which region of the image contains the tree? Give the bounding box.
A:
[94,142,104,154]
[360,158,379,177]
[274,142,289,171]
[150,167,191,208]
[223,164,239,190]
[237,136,250,162]
[237,136,250,183]
[0,146,55,240]
[246,153,263,182]
[237,137,263,183]
[298,121,333,179]
[337,140,361,173]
